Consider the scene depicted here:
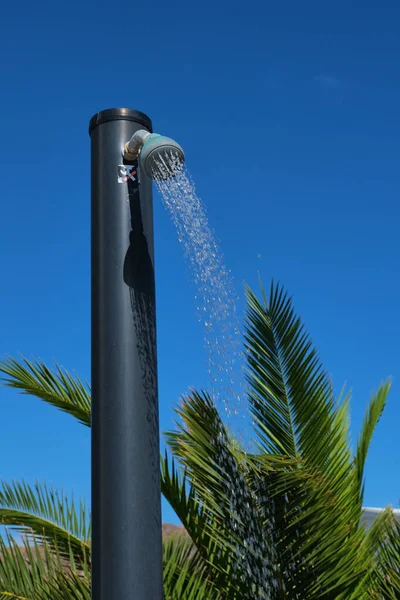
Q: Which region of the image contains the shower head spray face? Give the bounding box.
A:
[139,134,185,180]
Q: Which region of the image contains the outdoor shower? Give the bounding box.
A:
[123,128,185,179]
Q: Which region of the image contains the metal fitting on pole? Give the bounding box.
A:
[123,128,151,160]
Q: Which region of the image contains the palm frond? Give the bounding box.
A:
[0,358,91,427]
[0,531,77,600]
[351,508,400,599]
[161,452,243,597]
[166,390,285,598]
[245,281,349,477]
[163,534,219,600]
[355,382,391,505]
[39,572,91,600]
[373,513,400,598]
[239,280,394,597]
[161,454,210,551]
[245,283,298,457]
[245,282,365,524]
[0,481,90,565]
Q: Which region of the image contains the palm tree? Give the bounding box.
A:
[0,281,398,598]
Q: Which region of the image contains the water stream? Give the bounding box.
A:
[153,155,249,434]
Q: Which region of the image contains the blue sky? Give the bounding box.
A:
[0,1,399,525]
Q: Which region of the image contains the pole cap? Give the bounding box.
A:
[89,108,153,136]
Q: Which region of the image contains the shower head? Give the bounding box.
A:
[124,130,185,180]
[141,134,185,180]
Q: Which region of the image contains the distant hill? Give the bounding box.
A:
[162,523,188,539]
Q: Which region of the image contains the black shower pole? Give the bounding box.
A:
[89,108,163,600]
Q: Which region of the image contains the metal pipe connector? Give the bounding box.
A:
[123,129,151,160]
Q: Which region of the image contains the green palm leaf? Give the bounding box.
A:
[245,281,347,471]
[40,573,91,600]
[163,534,219,600]
[243,281,394,598]
[0,358,90,427]
[355,382,391,505]
[166,391,283,598]
[161,453,212,557]
[0,531,85,600]
[372,512,400,598]
[0,481,90,565]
